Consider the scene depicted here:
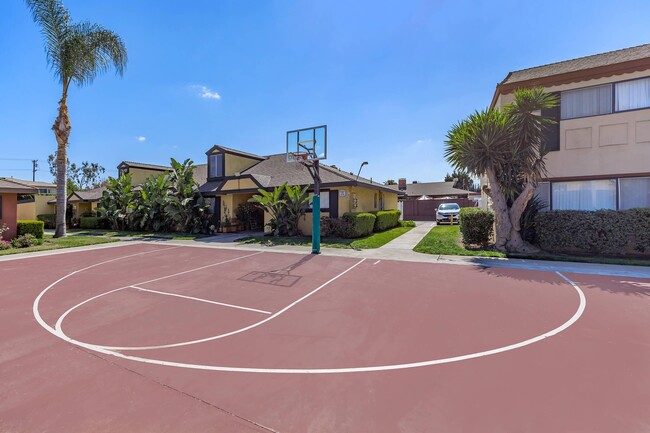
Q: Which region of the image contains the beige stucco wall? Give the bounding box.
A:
[128,168,166,186]
[17,195,56,220]
[495,70,650,179]
[221,178,258,191]
[224,154,259,176]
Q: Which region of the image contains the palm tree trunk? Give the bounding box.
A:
[53,92,71,238]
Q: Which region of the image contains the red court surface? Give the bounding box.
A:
[1,243,649,432]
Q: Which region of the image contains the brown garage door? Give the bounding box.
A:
[402,198,471,221]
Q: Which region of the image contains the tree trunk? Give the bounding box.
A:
[485,169,513,252]
[53,93,71,238]
[506,180,540,253]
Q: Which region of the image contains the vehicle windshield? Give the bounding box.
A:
[439,203,460,211]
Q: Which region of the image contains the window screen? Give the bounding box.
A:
[619,177,650,209]
[551,179,617,210]
[615,77,650,111]
[310,192,330,209]
[561,84,612,120]
[208,154,223,178]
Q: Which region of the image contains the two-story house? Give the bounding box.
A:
[490,44,650,211]
[199,145,399,235]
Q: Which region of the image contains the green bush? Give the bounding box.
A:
[372,210,401,232]
[342,212,376,238]
[399,220,416,228]
[459,208,494,246]
[37,214,56,229]
[11,233,40,248]
[80,216,101,229]
[17,220,45,239]
[535,209,650,257]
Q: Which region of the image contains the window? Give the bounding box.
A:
[309,192,330,210]
[615,77,650,111]
[561,84,612,120]
[541,93,561,151]
[534,182,551,211]
[552,179,616,211]
[373,193,378,208]
[208,154,223,178]
[619,177,650,209]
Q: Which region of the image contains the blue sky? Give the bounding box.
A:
[2,0,650,184]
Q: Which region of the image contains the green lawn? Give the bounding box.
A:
[0,235,118,256]
[238,226,413,250]
[67,229,207,240]
[413,225,506,257]
[414,225,650,266]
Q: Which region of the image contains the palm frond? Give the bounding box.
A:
[65,22,128,87]
[25,0,70,81]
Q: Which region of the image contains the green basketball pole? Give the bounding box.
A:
[311,160,321,254]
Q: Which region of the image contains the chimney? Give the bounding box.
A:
[398,178,407,191]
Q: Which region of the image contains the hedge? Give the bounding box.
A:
[37,214,56,229]
[80,216,101,229]
[342,212,376,238]
[535,209,650,257]
[371,210,401,232]
[17,220,45,239]
[459,208,494,247]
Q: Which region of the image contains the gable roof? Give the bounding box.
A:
[0,178,38,194]
[2,178,56,189]
[118,161,172,171]
[492,44,650,107]
[204,145,266,160]
[390,181,473,198]
[48,187,107,204]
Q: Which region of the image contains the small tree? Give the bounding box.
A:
[164,158,210,233]
[445,88,557,253]
[131,174,170,232]
[249,183,312,236]
[99,174,134,230]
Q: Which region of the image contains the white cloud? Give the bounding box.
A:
[190,84,221,100]
[136,136,146,142]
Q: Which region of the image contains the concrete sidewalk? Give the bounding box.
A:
[378,221,434,251]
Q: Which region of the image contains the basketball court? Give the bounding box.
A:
[1,241,649,432]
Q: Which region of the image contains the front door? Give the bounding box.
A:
[329,190,339,219]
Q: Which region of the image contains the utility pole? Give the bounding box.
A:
[32,160,38,182]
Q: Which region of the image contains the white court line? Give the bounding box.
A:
[35,256,587,374]
[65,257,368,351]
[54,251,265,336]
[130,285,272,315]
[373,260,381,265]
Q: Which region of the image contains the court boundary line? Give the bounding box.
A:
[53,251,265,336]
[34,247,587,373]
[55,257,367,351]
[130,285,272,315]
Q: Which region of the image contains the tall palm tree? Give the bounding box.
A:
[445,88,557,253]
[25,0,127,237]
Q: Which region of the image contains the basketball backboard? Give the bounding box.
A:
[286,125,327,163]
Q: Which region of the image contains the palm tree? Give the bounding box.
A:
[25,0,127,237]
[445,88,557,253]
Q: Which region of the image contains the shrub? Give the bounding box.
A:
[321,217,353,238]
[0,240,11,250]
[372,210,401,232]
[37,214,56,229]
[459,208,494,246]
[535,209,650,257]
[342,212,376,238]
[17,220,45,239]
[399,220,416,228]
[80,216,101,229]
[11,233,39,248]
